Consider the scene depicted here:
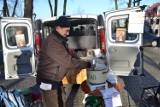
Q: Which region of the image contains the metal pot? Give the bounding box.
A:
[87,64,107,84]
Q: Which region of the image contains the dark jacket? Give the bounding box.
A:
[36,30,89,83]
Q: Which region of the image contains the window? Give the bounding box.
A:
[6,26,29,48]
[111,18,137,42]
[69,24,96,37]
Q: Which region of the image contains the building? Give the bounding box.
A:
[145,3,160,37]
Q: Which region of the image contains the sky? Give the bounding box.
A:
[0,0,160,19]
[34,0,160,19]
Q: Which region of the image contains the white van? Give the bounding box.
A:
[0,7,157,81]
[36,14,106,56]
[35,14,106,84]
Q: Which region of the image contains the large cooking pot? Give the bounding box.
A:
[87,64,107,84]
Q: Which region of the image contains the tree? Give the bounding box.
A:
[24,0,33,19]
[3,0,23,17]
[48,0,53,17]
[115,0,118,10]
[48,0,58,16]
[133,0,141,7]
[54,0,58,16]
[114,0,142,9]
[128,0,132,7]
[3,0,9,16]
[63,0,67,15]
[11,0,18,17]
[137,1,140,6]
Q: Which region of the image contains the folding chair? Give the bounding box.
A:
[141,84,160,106]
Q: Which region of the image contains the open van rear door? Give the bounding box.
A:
[104,7,145,76]
[1,17,36,79]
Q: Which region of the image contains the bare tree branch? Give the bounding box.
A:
[3,0,10,16]
[11,0,18,17]
[115,0,118,10]
[63,0,67,15]
[54,0,58,16]
[128,0,132,7]
[48,0,53,17]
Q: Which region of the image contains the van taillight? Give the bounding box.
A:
[35,33,41,56]
[99,28,106,54]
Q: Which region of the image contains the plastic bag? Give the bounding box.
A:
[106,71,117,84]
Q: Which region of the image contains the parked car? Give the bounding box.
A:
[143,21,158,47]
[143,33,158,47]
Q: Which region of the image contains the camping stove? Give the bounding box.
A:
[86,80,108,91]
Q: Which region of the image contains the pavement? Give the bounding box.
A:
[0,47,160,107]
[116,47,160,107]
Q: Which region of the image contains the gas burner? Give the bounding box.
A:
[86,80,108,91]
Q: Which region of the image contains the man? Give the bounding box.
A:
[36,16,94,107]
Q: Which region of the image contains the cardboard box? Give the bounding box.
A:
[15,34,26,47]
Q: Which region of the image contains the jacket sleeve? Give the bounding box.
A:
[46,37,89,69]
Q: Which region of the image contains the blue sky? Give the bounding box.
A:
[34,0,113,19]
[34,0,160,19]
[0,0,160,19]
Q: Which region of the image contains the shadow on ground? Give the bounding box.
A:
[119,47,160,107]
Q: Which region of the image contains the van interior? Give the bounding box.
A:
[42,18,101,60]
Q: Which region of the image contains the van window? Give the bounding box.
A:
[42,18,98,50]
[69,24,96,37]
[111,18,137,42]
[67,18,97,50]
[43,26,53,39]
[6,26,29,48]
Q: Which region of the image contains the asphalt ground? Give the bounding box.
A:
[0,47,160,107]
